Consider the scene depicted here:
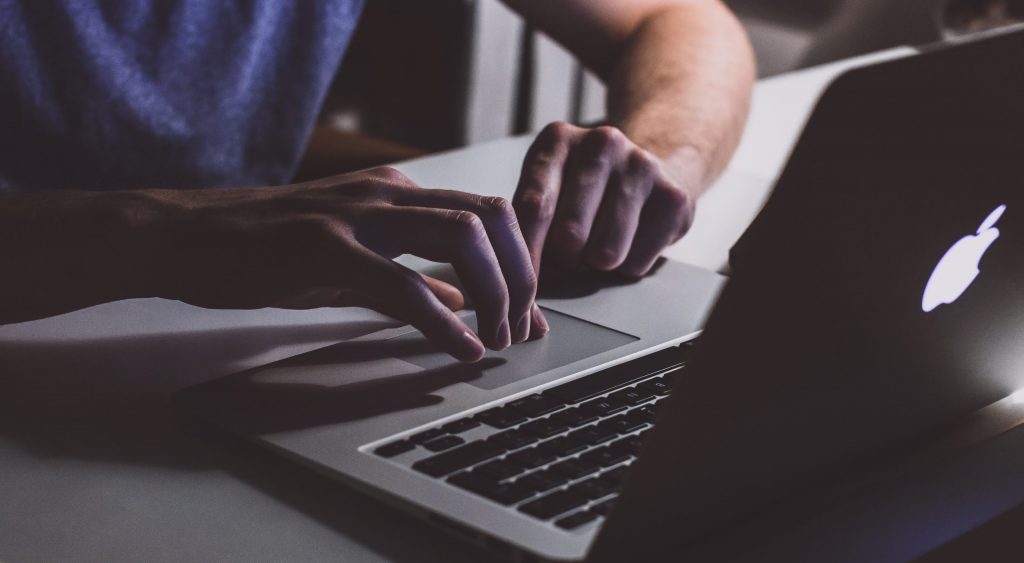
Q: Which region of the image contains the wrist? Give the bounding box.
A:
[612,118,712,192]
[659,144,711,197]
[0,188,202,323]
[97,189,189,300]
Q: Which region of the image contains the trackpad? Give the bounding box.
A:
[396,309,638,390]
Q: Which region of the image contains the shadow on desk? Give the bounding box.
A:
[0,321,491,562]
[176,337,502,435]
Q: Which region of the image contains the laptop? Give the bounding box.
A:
[177,27,1024,562]
[590,27,1024,561]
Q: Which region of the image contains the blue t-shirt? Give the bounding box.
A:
[0,0,364,192]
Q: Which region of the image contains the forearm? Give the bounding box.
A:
[605,2,755,194]
[0,190,169,323]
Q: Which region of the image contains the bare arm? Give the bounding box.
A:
[502,0,755,276]
[0,169,548,360]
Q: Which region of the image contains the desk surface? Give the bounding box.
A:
[0,48,963,563]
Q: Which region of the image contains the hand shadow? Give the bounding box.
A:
[0,319,397,471]
[0,317,496,562]
[176,337,504,435]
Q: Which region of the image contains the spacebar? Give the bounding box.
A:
[543,345,687,404]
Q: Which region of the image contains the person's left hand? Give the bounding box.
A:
[512,121,701,281]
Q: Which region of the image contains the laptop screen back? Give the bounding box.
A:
[590,28,1024,561]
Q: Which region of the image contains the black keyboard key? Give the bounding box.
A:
[633,404,657,423]
[410,428,445,444]
[520,418,569,439]
[550,458,601,480]
[374,440,414,458]
[475,459,527,481]
[662,366,684,386]
[508,394,565,417]
[570,477,619,499]
[556,510,600,530]
[608,435,642,457]
[623,409,650,427]
[552,407,599,427]
[508,447,558,469]
[580,446,631,468]
[516,470,569,493]
[569,424,619,445]
[519,490,589,520]
[538,436,588,457]
[581,397,627,417]
[598,414,645,435]
[591,498,617,515]
[446,471,477,488]
[601,466,630,485]
[423,435,465,452]
[543,346,686,404]
[489,429,538,449]
[413,440,506,477]
[483,483,535,505]
[441,418,481,434]
[639,376,672,396]
[476,407,528,429]
[448,472,535,505]
[609,387,655,406]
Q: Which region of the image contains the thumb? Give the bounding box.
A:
[422,274,465,311]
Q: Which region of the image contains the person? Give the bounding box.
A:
[0,0,754,362]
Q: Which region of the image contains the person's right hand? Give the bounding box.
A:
[146,167,547,362]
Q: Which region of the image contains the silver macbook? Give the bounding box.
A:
[176,256,726,561]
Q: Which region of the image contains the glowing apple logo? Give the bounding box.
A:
[922,204,1006,313]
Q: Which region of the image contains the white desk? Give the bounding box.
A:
[10,47,1001,563]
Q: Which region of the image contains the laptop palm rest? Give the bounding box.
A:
[177,309,637,434]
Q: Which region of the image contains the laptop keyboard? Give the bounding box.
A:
[372,340,694,531]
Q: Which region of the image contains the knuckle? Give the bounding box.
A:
[617,177,648,203]
[447,209,487,240]
[541,120,574,144]
[659,183,691,213]
[554,219,588,249]
[515,191,554,222]
[627,149,659,177]
[348,182,380,199]
[526,149,561,170]
[345,176,389,199]
[493,281,511,307]
[369,166,411,185]
[587,126,627,152]
[522,267,539,295]
[659,186,694,235]
[480,195,515,222]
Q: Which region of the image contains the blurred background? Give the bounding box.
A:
[295,0,1024,180]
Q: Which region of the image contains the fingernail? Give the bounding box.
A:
[460,330,485,362]
[514,313,530,344]
[531,304,549,337]
[497,319,511,350]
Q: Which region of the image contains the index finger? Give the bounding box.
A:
[359,206,513,351]
[512,122,579,276]
[393,189,537,344]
